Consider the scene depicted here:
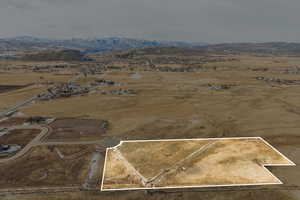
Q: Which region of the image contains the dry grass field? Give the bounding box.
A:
[0,145,94,189]
[0,71,71,111]
[46,118,107,142]
[0,118,26,127]
[0,48,300,199]
[102,138,294,190]
[0,129,41,148]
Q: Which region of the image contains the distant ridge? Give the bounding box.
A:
[2,36,300,55]
[194,42,300,55]
[0,36,207,53]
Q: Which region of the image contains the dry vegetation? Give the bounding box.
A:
[0,47,300,199]
[0,145,94,189]
[0,129,41,147]
[0,190,296,200]
[102,138,293,190]
[0,70,71,111]
[46,118,107,141]
[0,118,26,127]
[118,140,210,178]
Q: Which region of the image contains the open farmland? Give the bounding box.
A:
[0,46,300,200]
[46,118,107,142]
[0,145,94,189]
[0,70,72,112]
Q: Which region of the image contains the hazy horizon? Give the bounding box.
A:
[2,35,300,45]
[1,0,300,43]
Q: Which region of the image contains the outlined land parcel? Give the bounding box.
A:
[101,137,295,191]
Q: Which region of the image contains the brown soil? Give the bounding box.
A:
[0,129,41,147]
[1,190,296,200]
[118,140,210,178]
[46,118,106,141]
[0,145,94,188]
[1,51,300,199]
[0,118,27,127]
[102,138,293,190]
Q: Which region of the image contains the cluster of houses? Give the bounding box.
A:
[283,67,300,74]
[0,144,21,157]
[26,116,55,124]
[207,83,236,91]
[0,145,9,151]
[94,79,116,86]
[39,83,90,100]
[119,65,242,73]
[32,64,71,73]
[256,77,300,85]
[101,88,137,96]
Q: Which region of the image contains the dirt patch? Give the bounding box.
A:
[0,129,41,147]
[46,118,107,141]
[103,149,143,189]
[122,119,212,140]
[102,138,294,190]
[0,117,27,128]
[2,49,300,199]
[264,135,300,147]
[118,140,210,179]
[0,145,94,189]
[1,190,296,200]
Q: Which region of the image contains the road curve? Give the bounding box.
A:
[0,126,48,164]
[0,124,106,164]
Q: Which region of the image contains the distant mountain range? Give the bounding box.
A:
[2,36,300,56]
[194,42,300,55]
[0,36,207,53]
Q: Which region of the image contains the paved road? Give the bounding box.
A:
[0,186,80,196]
[0,125,48,164]
[0,72,84,117]
[42,140,103,146]
[0,124,106,164]
[0,96,38,117]
[0,72,105,193]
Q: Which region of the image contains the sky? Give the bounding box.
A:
[0,0,300,43]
